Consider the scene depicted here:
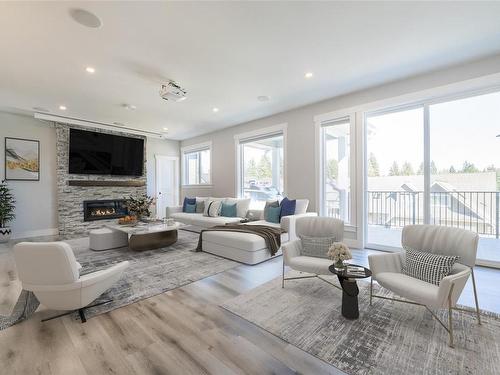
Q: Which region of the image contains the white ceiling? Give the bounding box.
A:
[1,2,500,140]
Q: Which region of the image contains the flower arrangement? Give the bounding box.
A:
[327,242,352,270]
[124,194,155,219]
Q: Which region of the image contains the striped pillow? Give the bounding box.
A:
[299,235,336,258]
[402,246,459,286]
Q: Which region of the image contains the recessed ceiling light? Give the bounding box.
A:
[304,72,314,79]
[257,95,270,102]
[69,8,102,28]
[32,106,49,113]
[122,104,136,110]
[212,107,219,113]
[85,66,95,74]
[162,127,169,132]
[59,105,67,111]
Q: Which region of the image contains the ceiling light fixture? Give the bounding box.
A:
[86,66,95,73]
[257,95,270,102]
[159,81,187,102]
[304,72,314,79]
[162,127,169,132]
[212,107,219,113]
[69,8,102,28]
[59,105,67,111]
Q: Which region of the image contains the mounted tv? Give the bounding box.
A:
[69,128,144,176]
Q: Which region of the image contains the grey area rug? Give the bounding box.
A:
[222,274,500,375]
[1,230,238,329]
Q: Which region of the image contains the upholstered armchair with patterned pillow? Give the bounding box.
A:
[281,216,344,287]
[368,224,481,348]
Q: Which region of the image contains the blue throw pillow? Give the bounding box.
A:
[221,202,237,217]
[183,197,196,212]
[265,206,281,223]
[185,203,196,213]
[280,197,296,217]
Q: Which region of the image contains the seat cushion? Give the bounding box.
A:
[170,212,200,224]
[191,215,242,227]
[288,256,332,275]
[203,230,288,251]
[375,272,440,307]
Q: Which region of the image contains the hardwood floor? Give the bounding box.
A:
[1,243,499,375]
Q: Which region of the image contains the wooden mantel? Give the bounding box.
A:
[67,180,145,187]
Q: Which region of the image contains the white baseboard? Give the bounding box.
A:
[12,228,59,239]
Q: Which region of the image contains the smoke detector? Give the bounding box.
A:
[159,81,187,102]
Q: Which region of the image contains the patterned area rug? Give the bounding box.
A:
[1,230,238,329]
[222,274,500,375]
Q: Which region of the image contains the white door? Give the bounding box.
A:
[155,155,179,219]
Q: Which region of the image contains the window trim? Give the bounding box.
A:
[234,124,287,200]
[181,141,212,187]
[315,113,356,227]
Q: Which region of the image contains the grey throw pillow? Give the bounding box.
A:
[195,200,205,213]
[402,246,459,286]
[300,235,336,258]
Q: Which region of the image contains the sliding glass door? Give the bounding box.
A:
[429,91,500,263]
[364,90,500,264]
[365,107,424,249]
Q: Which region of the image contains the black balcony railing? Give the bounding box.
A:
[365,191,500,238]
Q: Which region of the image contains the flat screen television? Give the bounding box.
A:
[69,128,144,176]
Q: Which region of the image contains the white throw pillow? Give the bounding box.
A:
[294,199,309,215]
[224,198,251,218]
[204,200,222,217]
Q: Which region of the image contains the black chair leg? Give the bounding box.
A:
[78,309,87,323]
[41,299,113,323]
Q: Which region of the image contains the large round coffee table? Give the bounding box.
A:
[329,264,372,320]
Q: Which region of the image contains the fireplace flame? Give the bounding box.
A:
[91,208,116,217]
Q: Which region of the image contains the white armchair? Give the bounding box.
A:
[368,225,480,347]
[281,216,344,287]
[14,241,129,323]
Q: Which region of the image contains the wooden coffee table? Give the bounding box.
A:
[329,264,372,320]
[106,222,183,251]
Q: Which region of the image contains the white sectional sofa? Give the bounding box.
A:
[166,197,317,264]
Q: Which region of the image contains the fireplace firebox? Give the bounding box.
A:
[83,199,128,221]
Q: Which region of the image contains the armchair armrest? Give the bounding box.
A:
[436,263,471,308]
[165,206,183,218]
[281,212,318,241]
[368,252,404,278]
[281,239,302,266]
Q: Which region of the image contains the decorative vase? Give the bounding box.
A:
[0,227,12,243]
[334,260,346,272]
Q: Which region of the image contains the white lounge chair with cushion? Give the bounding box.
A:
[281,216,344,287]
[368,224,481,347]
[14,241,129,322]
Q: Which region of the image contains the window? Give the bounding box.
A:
[320,117,351,223]
[237,127,285,209]
[182,143,211,185]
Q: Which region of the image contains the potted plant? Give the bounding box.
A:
[0,180,15,243]
[124,194,155,221]
[327,242,352,271]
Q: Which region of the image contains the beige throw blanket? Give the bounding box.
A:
[196,224,284,256]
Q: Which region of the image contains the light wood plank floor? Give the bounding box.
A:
[1,243,499,375]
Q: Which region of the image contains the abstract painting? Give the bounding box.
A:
[5,137,40,181]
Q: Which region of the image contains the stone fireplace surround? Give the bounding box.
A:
[56,123,147,236]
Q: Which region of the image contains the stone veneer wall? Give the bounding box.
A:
[56,123,147,237]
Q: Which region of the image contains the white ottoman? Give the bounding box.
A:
[89,228,128,251]
[201,231,287,265]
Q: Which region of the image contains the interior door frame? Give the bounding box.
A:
[155,155,180,218]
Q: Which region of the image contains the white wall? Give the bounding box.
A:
[0,112,58,238]
[180,54,500,245]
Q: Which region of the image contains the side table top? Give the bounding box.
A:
[329,264,372,279]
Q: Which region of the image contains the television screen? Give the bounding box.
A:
[69,129,144,176]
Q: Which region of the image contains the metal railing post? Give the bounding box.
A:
[496,192,499,239]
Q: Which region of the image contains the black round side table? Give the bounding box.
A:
[329,264,372,320]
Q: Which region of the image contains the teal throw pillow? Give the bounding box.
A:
[265,206,281,223]
[185,203,196,213]
[221,202,237,217]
